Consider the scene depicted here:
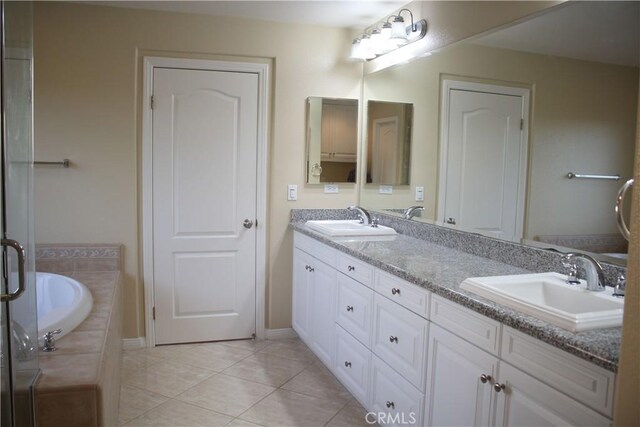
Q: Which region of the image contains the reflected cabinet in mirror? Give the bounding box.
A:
[360,1,639,265]
[306,97,358,184]
[366,101,413,185]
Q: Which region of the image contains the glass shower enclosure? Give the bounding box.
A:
[1,1,39,426]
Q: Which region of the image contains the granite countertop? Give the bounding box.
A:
[291,221,621,372]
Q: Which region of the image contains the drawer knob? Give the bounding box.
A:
[308,267,314,272]
[391,288,401,296]
[344,361,352,368]
[346,305,354,312]
[494,383,506,393]
[389,336,398,343]
[305,265,310,271]
[480,374,492,384]
[386,401,395,409]
[348,265,355,272]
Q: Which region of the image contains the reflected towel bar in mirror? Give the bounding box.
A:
[34,159,70,168]
[566,172,620,181]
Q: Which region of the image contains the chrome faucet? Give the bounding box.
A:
[561,253,606,292]
[348,206,372,225]
[404,206,425,220]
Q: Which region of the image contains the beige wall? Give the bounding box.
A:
[33,1,362,337]
[33,1,563,339]
[360,44,638,239]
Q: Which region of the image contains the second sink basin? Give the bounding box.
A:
[305,220,397,237]
[460,272,623,332]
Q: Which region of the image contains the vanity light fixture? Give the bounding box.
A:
[350,8,427,61]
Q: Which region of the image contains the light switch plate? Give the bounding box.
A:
[324,184,339,194]
[379,185,393,194]
[415,186,424,202]
[287,184,297,201]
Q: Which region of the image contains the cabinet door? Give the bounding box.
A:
[292,248,313,345]
[309,259,337,367]
[425,324,497,427]
[493,362,612,427]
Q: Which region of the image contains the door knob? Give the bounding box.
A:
[494,383,506,393]
[243,219,254,229]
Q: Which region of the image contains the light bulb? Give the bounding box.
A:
[390,16,408,45]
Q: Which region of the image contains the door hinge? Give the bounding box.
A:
[520,118,524,130]
[152,306,156,320]
[150,95,154,110]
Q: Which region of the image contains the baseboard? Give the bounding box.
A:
[123,337,146,350]
[265,328,297,340]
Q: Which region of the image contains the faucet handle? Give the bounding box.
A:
[561,255,581,285]
[371,217,379,228]
[42,329,62,352]
[613,274,626,297]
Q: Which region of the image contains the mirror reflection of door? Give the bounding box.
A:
[366,101,413,185]
[372,117,399,184]
[305,97,358,184]
[439,80,530,242]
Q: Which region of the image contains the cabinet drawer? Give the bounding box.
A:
[370,355,424,426]
[336,253,373,287]
[501,327,615,417]
[372,294,429,391]
[336,273,374,348]
[294,231,336,268]
[430,295,501,356]
[334,324,371,406]
[374,270,430,318]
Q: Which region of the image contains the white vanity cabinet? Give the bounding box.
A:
[292,231,616,426]
[292,233,337,367]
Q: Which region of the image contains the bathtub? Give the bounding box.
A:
[36,273,93,339]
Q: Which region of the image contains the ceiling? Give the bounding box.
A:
[471,1,640,67]
[85,0,409,29]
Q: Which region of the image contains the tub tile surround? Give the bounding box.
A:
[35,243,122,274]
[290,209,623,372]
[35,244,123,426]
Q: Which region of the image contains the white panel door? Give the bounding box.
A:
[442,89,525,241]
[309,259,337,367]
[153,67,258,344]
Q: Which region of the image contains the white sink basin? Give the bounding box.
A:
[460,272,623,332]
[305,220,397,237]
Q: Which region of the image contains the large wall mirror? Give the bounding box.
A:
[360,1,639,265]
[365,101,413,185]
[306,97,358,184]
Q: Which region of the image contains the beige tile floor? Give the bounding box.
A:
[119,338,374,426]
